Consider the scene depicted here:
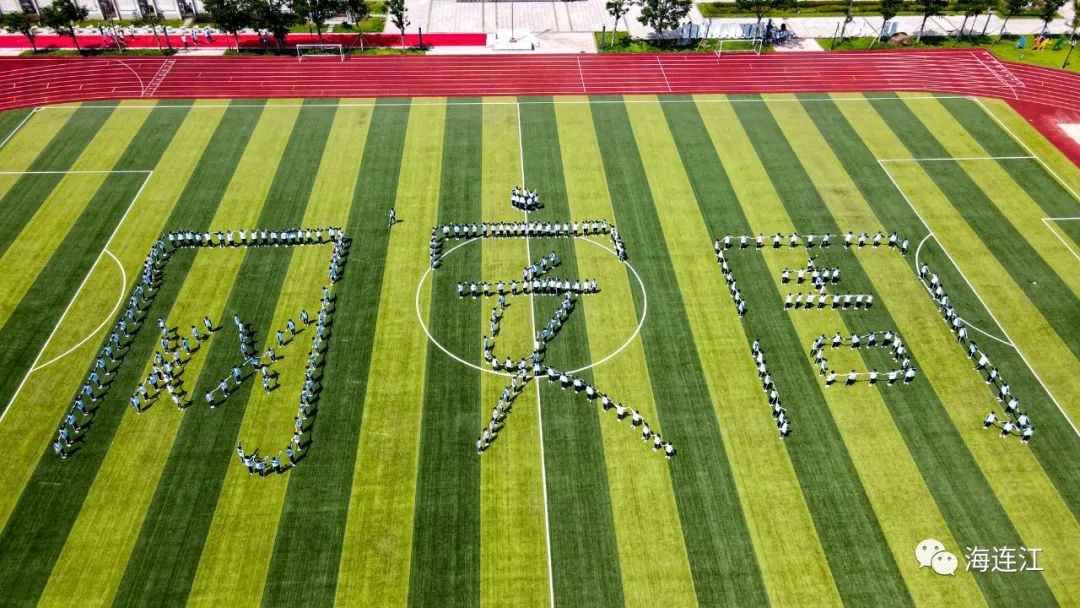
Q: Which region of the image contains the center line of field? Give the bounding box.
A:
[518,100,556,608]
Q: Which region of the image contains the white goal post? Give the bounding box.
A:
[296,43,345,62]
[716,37,764,57]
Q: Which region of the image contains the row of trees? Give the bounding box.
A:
[1,0,410,52]
[604,0,694,42]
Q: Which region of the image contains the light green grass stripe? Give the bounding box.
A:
[0,103,177,538]
[0,107,76,172]
[620,96,838,607]
[898,98,1080,298]
[764,95,992,605]
[835,98,1080,603]
[36,102,299,607]
[554,98,698,606]
[696,97,971,607]
[975,97,1080,196]
[187,103,370,608]
[842,109,1080,454]
[0,104,150,328]
[335,99,446,607]
[478,99,551,607]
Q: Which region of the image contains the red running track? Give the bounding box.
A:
[1,48,1079,165]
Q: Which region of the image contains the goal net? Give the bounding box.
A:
[296,43,345,62]
[715,37,764,57]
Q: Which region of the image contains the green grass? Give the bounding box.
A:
[19,48,177,56]
[823,35,1080,72]
[333,16,386,33]
[698,0,1048,18]
[0,93,1077,606]
[595,30,726,53]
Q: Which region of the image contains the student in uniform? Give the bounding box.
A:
[983,411,997,429]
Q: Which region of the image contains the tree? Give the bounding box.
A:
[638,0,693,40]
[1036,0,1065,30]
[997,0,1029,38]
[914,0,949,41]
[1064,0,1078,67]
[871,0,903,47]
[734,0,796,24]
[980,0,1001,36]
[955,0,991,38]
[605,0,630,48]
[343,0,368,24]
[387,0,408,47]
[835,0,855,47]
[39,0,88,52]
[204,0,252,49]
[289,0,343,43]
[134,9,165,50]
[252,0,295,48]
[2,11,37,52]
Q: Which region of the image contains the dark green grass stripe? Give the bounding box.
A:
[0,101,254,608]
[113,101,334,607]
[768,94,1056,605]
[407,99,483,607]
[803,92,1080,524]
[260,100,410,608]
[0,104,117,259]
[662,96,909,607]
[590,97,767,607]
[870,96,1080,362]
[936,98,1080,251]
[521,98,624,607]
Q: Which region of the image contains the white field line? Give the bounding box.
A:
[0,106,38,151]
[878,160,1080,439]
[876,156,1034,162]
[0,170,152,426]
[913,233,1014,348]
[32,249,127,372]
[1041,217,1080,263]
[32,95,972,112]
[0,169,152,174]
[517,101,556,608]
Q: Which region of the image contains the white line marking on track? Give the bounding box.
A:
[0,106,37,150]
[0,170,152,426]
[577,56,587,94]
[878,159,1080,439]
[32,249,127,372]
[112,59,146,97]
[657,57,673,93]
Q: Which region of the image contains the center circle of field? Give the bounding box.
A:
[415,236,647,377]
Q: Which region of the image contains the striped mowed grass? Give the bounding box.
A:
[0,94,1076,607]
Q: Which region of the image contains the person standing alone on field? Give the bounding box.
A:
[388,208,396,227]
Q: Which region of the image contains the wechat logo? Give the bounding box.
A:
[916,538,958,576]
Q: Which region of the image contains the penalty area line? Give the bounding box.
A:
[0,170,152,426]
[880,160,1080,439]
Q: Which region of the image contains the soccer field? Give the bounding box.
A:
[0,93,1078,607]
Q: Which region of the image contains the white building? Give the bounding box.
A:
[0,0,206,21]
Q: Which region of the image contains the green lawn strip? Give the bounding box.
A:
[407,98,482,607]
[477,100,551,606]
[654,96,846,607]
[770,94,1046,605]
[591,96,769,606]
[556,97,701,606]
[934,97,1080,276]
[0,100,246,605]
[867,97,1080,437]
[0,107,65,172]
[0,104,115,260]
[0,105,150,330]
[906,98,1080,296]
[520,98,626,606]
[975,97,1080,197]
[874,97,1080,357]
[187,105,342,608]
[334,100,445,607]
[693,96,908,607]
[108,100,317,606]
[0,105,194,598]
[261,100,407,608]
